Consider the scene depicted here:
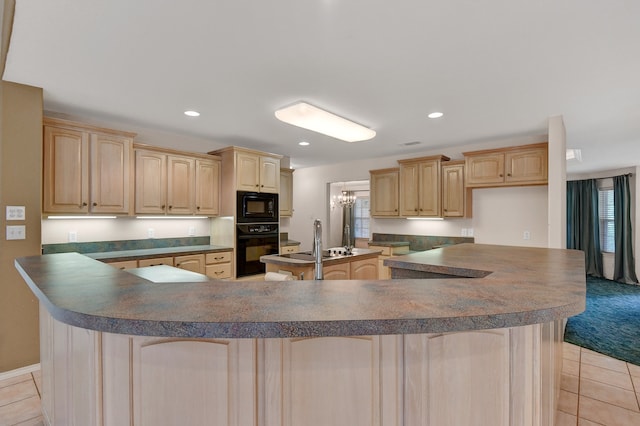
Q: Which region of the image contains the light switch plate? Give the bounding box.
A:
[6,206,26,221]
[6,225,26,240]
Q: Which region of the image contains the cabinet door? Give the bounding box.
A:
[236,152,260,191]
[43,125,89,213]
[323,263,350,280]
[174,254,205,274]
[350,257,378,280]
[90,134,132,214]
[135,150,167,214]
[259,156,280,193]
[195,158,220,216]
[399,163,420,216]
[465,153,505,186]
[167,155,195,214]
[279,169,294,217]
[442,163,465,217]
[418,160,441,217]
[370,168,399,217]
[505,147,548,184]
[106,260,138,270]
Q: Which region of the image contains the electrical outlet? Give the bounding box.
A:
[68,231,78,242]
[467,228,474,237]
[148,228,155,238]
[523,230,531,240]
[188,226,196,236]
[461,228,468,237]
[6,206,26,221]
[6,225,26,240]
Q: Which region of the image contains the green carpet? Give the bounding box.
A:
[564,276,640,366]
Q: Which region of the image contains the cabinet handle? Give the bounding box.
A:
[161,205,166,209]
[79,202,87,208]
[499,174,503,177]
[197,206,201,210]
[255,184,259,187]
[507,173,512,177]
[168,205,173,210]
[93,202,97,207]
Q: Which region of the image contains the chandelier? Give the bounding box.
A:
[336,190,356,207]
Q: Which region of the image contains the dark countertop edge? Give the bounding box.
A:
[16,245,586,339]
[368,241,410,247]
[86,245,233,262]
[280,239,301,247]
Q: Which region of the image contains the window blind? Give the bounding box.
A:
[599,188,615,253]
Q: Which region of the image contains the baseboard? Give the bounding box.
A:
[0,363,41,381]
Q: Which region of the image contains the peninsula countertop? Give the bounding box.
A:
[15,244,586,339]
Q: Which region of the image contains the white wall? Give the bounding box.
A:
[285,135,550,251]
[41,217,212,245]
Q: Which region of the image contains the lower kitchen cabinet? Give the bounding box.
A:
[105,260,138,270]
[205,251,233,279]
[138,257,174,267]
[322,262,350,280]
[173,254,205,274]
[280,244,300,254]
[349,257,379,279]
[369,244,410,279]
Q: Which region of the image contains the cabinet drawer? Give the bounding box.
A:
[205,251,232,264]
[138,257,174,267]
[205,263,232,279]
[106,260,138,270]
[280,245,299,254]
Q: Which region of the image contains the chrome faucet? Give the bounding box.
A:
[312,219,323,280]
[343,223,353,255]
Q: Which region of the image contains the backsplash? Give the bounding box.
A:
[371,233,474,251]
[42,236,211,254]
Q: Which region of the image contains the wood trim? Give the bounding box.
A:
[133,142,222,161]
[397,154,450,165]
[43,117,137,139]
[462,141,548,156]
[208,145,284,159]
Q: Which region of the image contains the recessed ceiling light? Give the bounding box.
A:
[275,102,376,142]
[428,112,444,119]
[298,141,310,146]
[184,110,200,117]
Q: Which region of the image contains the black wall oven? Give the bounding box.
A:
[236,223,279,278]
[237,191,278,223]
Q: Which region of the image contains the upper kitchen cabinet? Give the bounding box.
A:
[43,118,135,214]
[442,160,472,218]
[369,168,399,217]
[398,155,450,217]
[208,146,283,217]
[464,143,548,188]
[279,168,294,217]
[135,144,221,216]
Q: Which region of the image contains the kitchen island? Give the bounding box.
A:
[15,244,585,426]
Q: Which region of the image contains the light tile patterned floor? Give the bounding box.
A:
[1,343,639,425]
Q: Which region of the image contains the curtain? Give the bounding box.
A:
[341,192,356,247]
[613,175,638,283]
[567,179,603,277]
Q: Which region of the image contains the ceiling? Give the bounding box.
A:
[3,0,640,172]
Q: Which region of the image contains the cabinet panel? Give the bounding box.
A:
[259,156,280,193]
[236,152,260,191]
[90,133,132,214]
[323,262,350,280]
[350,257,378,280]
[370,168,399,217]
[418,160,441,216]
[399,163,419,216]
[442,162,466,217]
[107,260,139,270]
[280,168,294,217]
[398,156,447,217]
[174,254,205,274]
[167,155,195,214]
[195,158,220,215]
[43,126,89,213]
[505,147,548,184]
[465,153,505,186]
[135,150,167,214]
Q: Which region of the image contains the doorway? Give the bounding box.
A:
[327,180,370,248]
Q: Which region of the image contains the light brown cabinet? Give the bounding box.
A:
[349,257,378,280]
[205,251,233,279]
[369,244,410,279]
[279,168,294,217]
[398,155,449,217]
[464,143,548,188]
[442,160,471,218]
[43,118,134,214]
[280,244,300,254]
[135,146,221,216]
[174,253,206,274]
[106,260,138,270]
[235,151,280,193]
[323,262,350,280]
[137,257,174,267]
[369,168,399,217]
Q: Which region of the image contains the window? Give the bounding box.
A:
[353,196,370,239]
[599,188,615,253]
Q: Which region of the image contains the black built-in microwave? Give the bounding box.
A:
[236,191,278,223]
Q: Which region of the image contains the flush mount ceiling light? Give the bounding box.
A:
[184,110,200,117]
[566,149,582,162]
[428,111,444,119]
[275,102,376,142]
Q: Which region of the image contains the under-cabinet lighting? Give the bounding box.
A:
[275,102,375,142]
[47,216,117,219]
[406,217,444,221]
[135,216,209,219]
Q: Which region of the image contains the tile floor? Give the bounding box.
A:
[1,342,639,425]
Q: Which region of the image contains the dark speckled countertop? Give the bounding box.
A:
[15,243,585,339]
[85,245,232,262]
